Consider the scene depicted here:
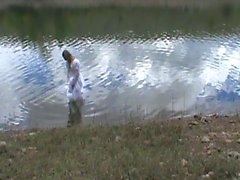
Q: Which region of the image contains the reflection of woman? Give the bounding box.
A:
[62,50,84,126]
[68,98,84,127]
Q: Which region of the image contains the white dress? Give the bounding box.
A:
[66,58,84,101]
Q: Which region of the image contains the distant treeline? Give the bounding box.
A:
[0,6,240,40]
[0,0,240,9]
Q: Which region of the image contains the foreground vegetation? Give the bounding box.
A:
[0,115,240,179]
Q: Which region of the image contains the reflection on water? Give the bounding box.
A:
[1,7,240,38]
[1,7,240,129]
[68,98,84,127]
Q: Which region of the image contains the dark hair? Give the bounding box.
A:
[62,50,72,60]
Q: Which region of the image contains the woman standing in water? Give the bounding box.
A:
[62,50,84,126]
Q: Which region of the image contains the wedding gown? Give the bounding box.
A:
[66,58,84,101]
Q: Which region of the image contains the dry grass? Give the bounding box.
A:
[0,115,240,179]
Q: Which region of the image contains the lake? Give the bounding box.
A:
[1,6,240,130]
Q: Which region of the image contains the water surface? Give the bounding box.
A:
[1,7,240,130]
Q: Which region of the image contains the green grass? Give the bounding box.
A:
[0,117,240,179]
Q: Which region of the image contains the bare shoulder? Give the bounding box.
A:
[72,58,80,65]
[72,58,80,68]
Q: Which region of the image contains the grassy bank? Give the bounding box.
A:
[1,115,240,179]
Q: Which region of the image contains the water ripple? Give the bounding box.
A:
[1,31,240,128]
